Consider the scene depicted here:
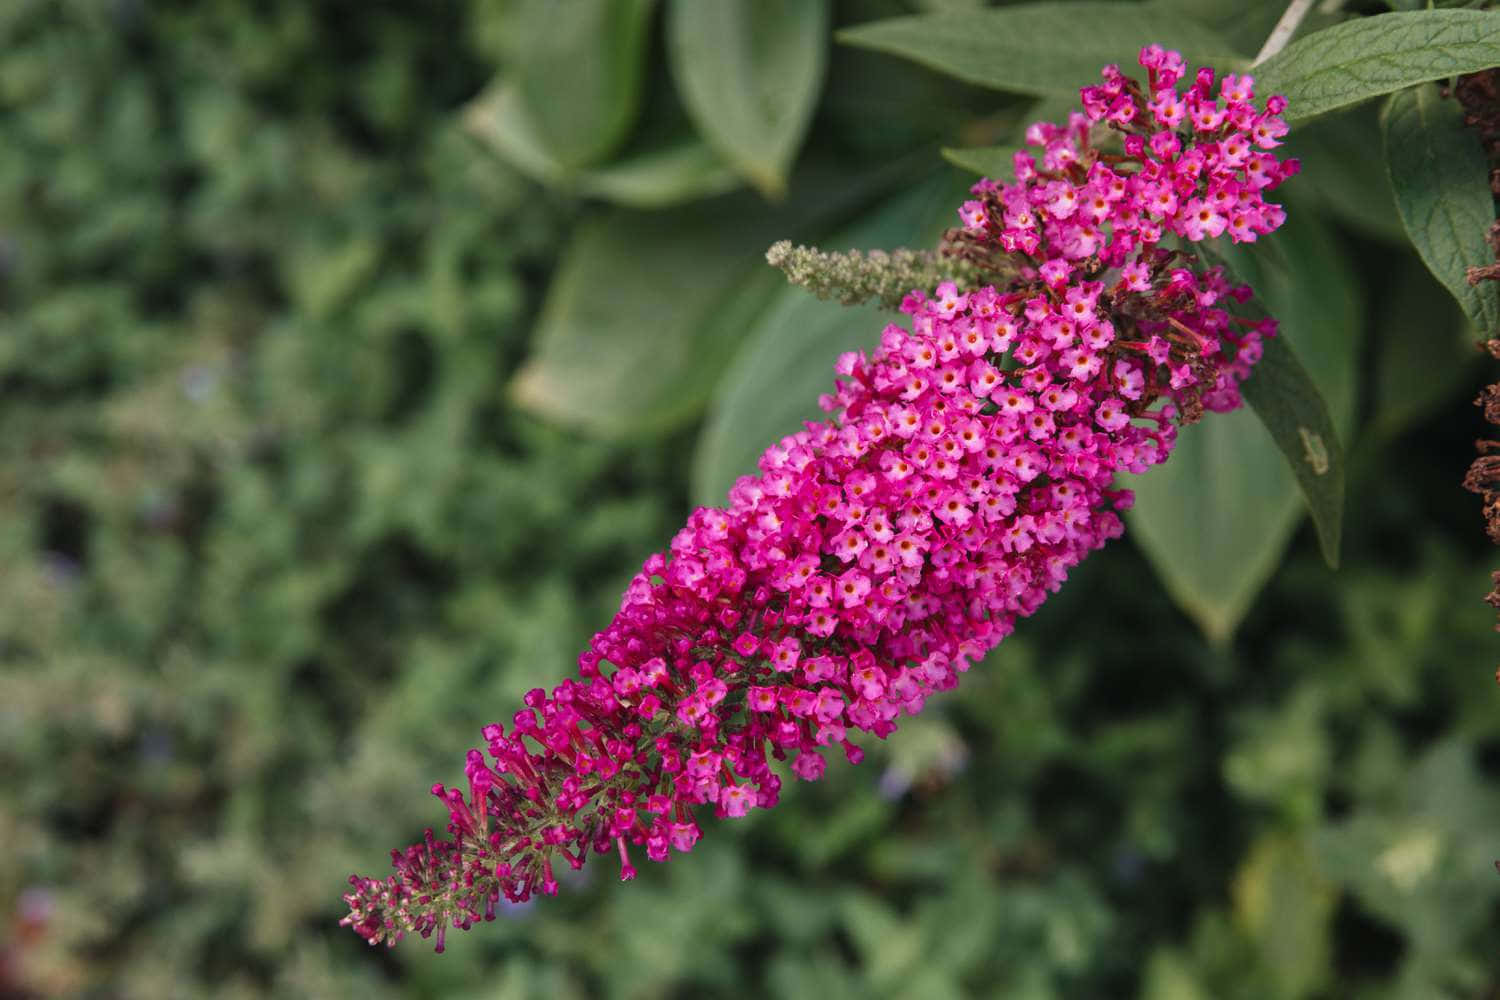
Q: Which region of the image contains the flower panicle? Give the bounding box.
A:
[343,45,1295,951]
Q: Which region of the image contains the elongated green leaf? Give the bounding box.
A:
[511,0,656,168]
[1381,84,1500,335]
[836,2,1241,97]
[513,166,911,438]
[1127,210,1360,642]
[692,174,966,504]
[1240,335,1344,568]
[1256,10,1500,122]
[668,0,830,199]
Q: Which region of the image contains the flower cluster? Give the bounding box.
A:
[953,44,1296,416]
[342,47,1294,951]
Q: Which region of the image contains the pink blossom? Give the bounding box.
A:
[341,46,1294,952]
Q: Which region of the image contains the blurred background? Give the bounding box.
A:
[3,0,1499,997]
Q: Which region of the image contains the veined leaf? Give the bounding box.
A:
[1257,10,1500,122]
[1381,84,1500,335]
[837,2,1241,97]
[668,0,830,199]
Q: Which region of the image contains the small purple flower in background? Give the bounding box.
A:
[342,47,1296,951]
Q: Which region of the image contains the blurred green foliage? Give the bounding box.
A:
[2,1,1500,998]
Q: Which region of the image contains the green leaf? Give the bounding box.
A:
[836,2,1242,97]
[1126,210,1360,642]
[1256,10,1500,123]
[1240,334,1345,569]
[510,0,656,168]
[692,173,966,504]
[1381,84,1500,335]
[668,0,830,199]
[513,166,911,438]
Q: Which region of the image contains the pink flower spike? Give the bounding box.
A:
[342,44,1297,953]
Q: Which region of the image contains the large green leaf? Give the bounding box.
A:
[668,0,830,199]
[512,166,911,438]
[692,173,966,505]
[836,2,1241,97]
[1240,335,1345,569]
[1256,10,1500,123]
[1381,84,1500,335]
[1126,210,1360,642]
[510,0,656,169]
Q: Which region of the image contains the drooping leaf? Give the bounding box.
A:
[836,2,1241,97]
[668,0,830,199]
[510,0,656,168]
[692,173,966,504]
[1381,84,1500,335]
[1126,209,1360,641]
[1256,10,1500,122]
[512,166,912,438]
[1240,335,1345,569]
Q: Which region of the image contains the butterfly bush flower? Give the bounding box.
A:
[342,47,1297,950]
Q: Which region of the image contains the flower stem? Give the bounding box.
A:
[1253,0,1316,67]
